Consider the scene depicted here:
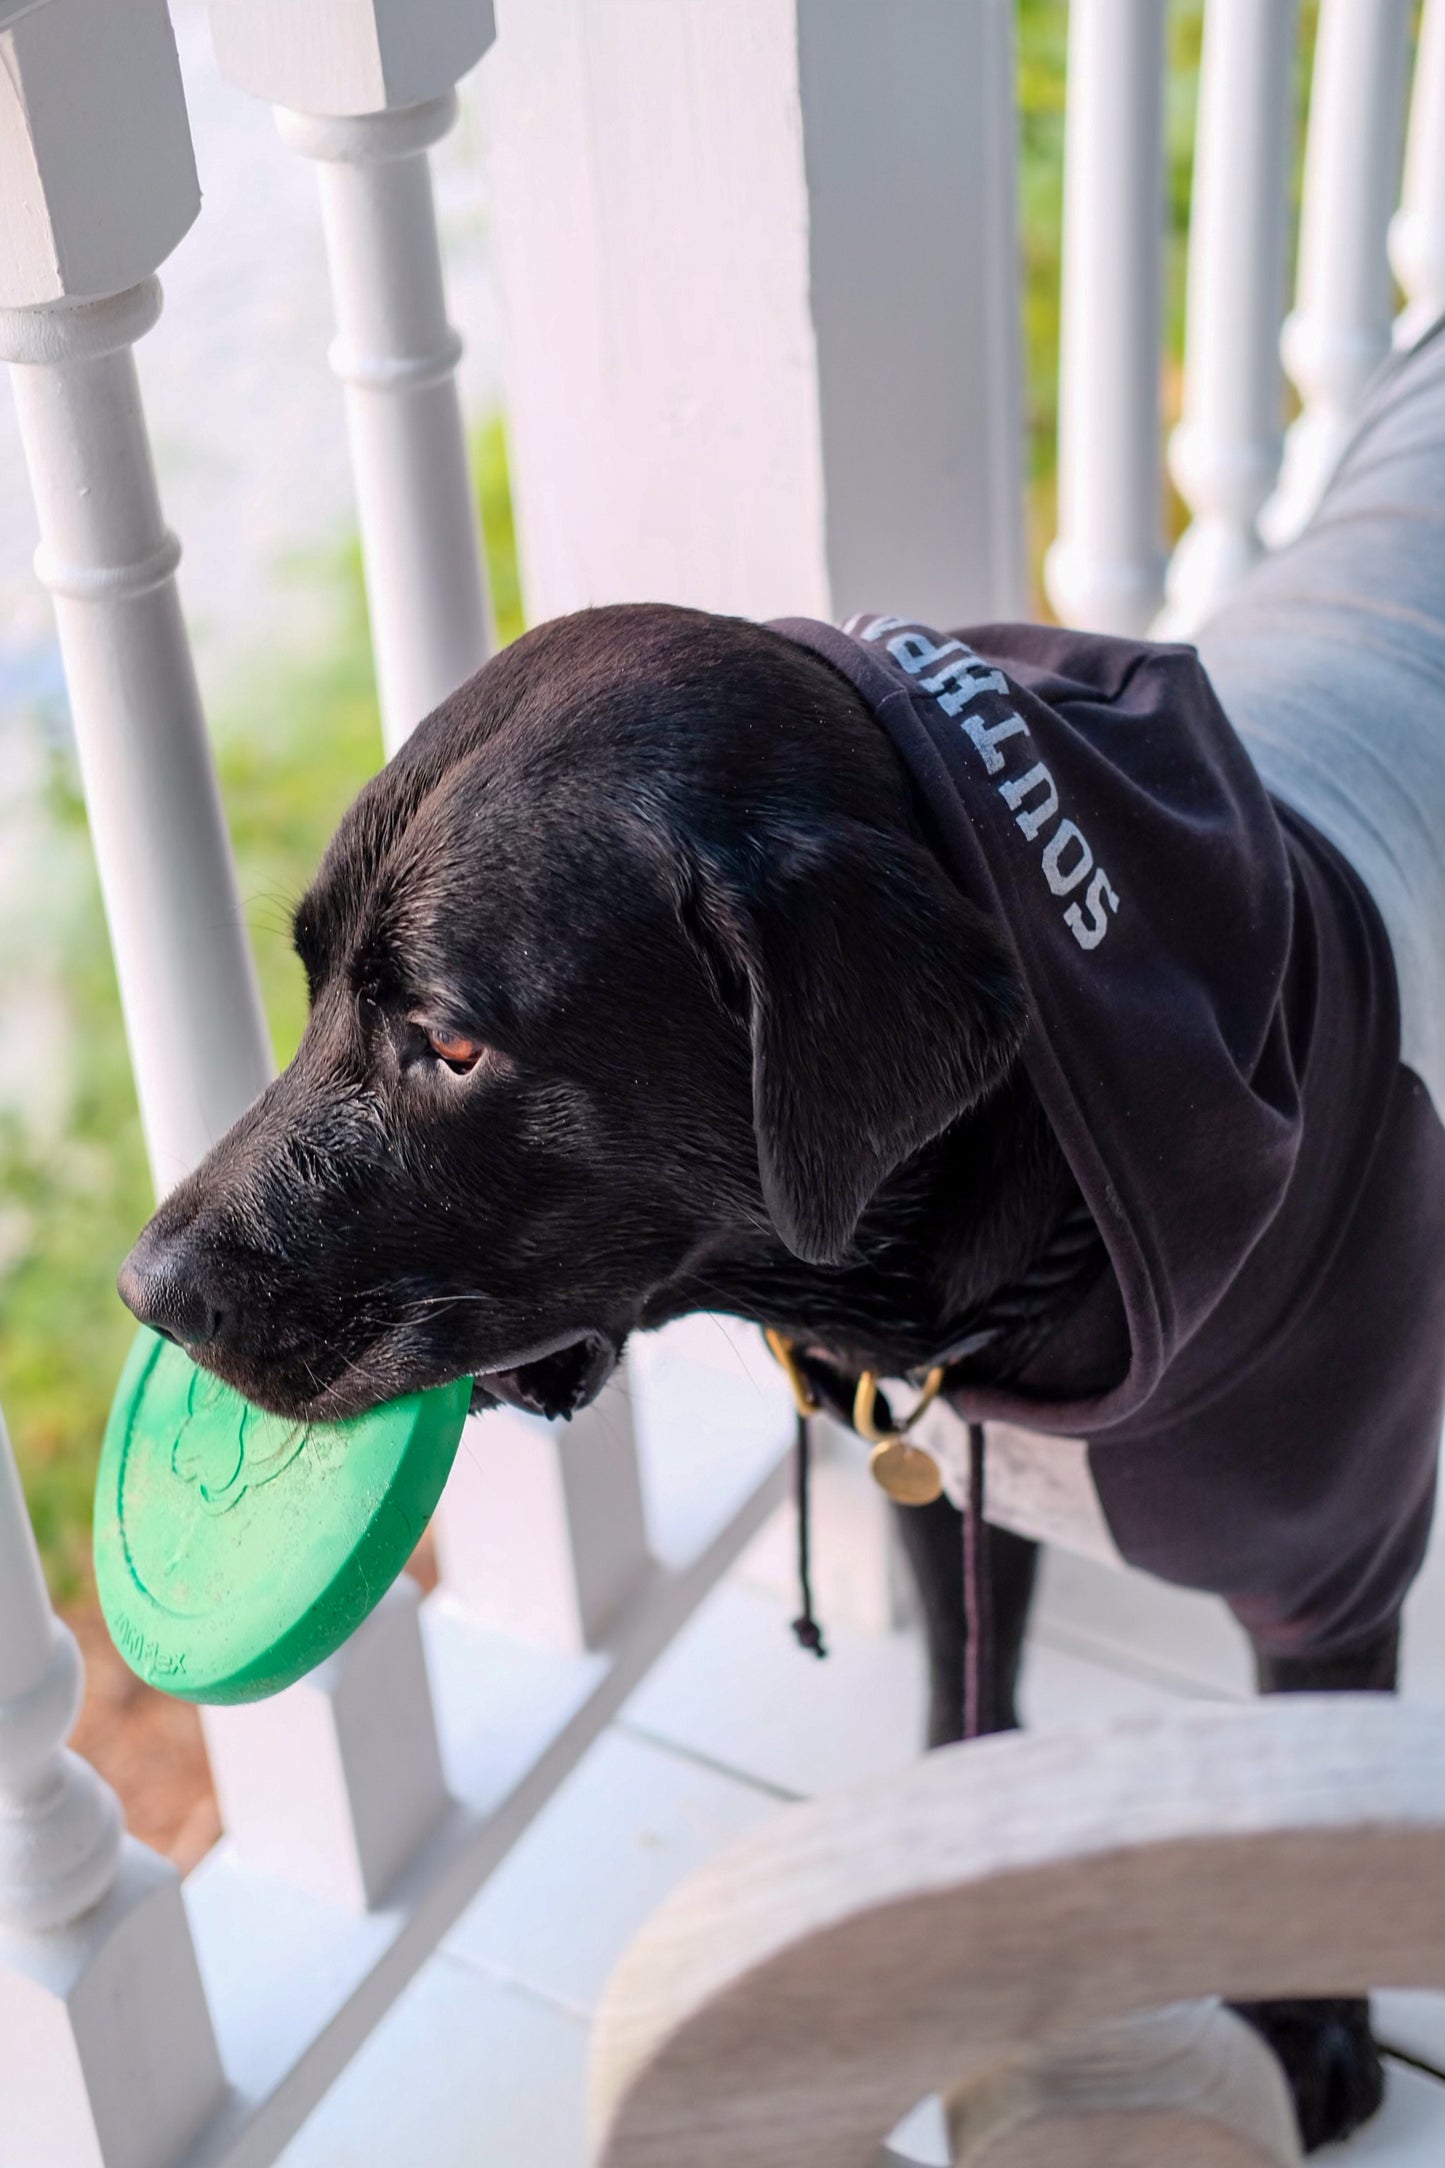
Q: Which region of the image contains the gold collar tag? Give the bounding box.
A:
[762,1332,948,1507]
[853,1368,947,1506]
[865,1436,944,1506]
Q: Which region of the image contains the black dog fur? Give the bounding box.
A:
[119,603,1397,2151]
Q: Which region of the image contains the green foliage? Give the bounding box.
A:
[2,418,520,1595]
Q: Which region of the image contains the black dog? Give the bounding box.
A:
[120,602,1417,2150]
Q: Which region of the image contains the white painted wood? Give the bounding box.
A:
[794,0,1027,626]
[0,36,232,2161]
[1,1842,226,2168]
[271,98,492,752]
[0,273,455,1924]
[0,16,459,1951]
[1034,1548,1255,1703]
[1391,0,1445,349]
[1044,0,1169,634]
[0,284,272,1195]
[0,1404,121,1932]
[275,1953,591,2168]
[591,1698,1445,2167]
[442,1730,779,2014]
[1159,0,1299,638]
[214,1,494,751]
[0,1405,225,2165]
[210,0,495,120]
[0,0,199,308]
[202,1578,449,1912]
[1017,1632,1182,1734]
[274,1596,1233,2165]
[627,1541,1177,1811]
[945,2000,1300,2166]
[622,1579,926,1803]
[435,1376,652,1654]
[173,1410,792,2167]
[1352,2064,1445,2164]
[483,0,1026,632]
[1261,0,1413,547]
[739,1420,917,1636]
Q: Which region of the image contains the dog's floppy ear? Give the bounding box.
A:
[692,822,1025,1264]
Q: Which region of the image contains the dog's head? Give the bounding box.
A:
[118,605,1022,1420]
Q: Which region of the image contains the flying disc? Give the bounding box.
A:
[94,1329,471,1705]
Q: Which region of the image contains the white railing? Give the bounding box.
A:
[212,0,497,756]
[1043,0,1170,636]
[1158,0,1300,635]
[1261,0,1415,551]
[0,3,1438,2163]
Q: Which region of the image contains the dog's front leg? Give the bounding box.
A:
[1232,1621,1402,2153]
[890,1495,1039,1745]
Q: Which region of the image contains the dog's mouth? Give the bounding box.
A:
[469,1330,620,1422]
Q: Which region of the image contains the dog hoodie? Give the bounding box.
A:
[769,612,1445,1667]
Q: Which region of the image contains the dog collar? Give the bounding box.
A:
[762,1193,1102,1503]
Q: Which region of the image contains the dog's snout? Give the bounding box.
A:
[117,1225,227,1349]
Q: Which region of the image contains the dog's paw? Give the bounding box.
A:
[1231,1997,1385,2153]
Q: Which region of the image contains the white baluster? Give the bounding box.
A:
[1043,0,1168,635]
[1158,0,1299,638]
[1,0,451,1917]
[0,0,269,1199]
[0,1416,120,1937]
[211,0,495,754]
[1390,0,1445,349]
[436,1377,653,1654]
[201,1577,448,1911]
[0,15,225,2159]
[0,289,273,1196]
[1261,0,1413,548]
[0,1396,224,2168]
[211,2,664,1660]
[483,0,1027,629]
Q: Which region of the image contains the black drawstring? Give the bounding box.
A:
[963,1422,993,1739]
[789,1404,993,1725]
[790,1411,828,1658]
[779,1342,992,1726]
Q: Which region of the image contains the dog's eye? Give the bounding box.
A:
[425,1028,485,1074]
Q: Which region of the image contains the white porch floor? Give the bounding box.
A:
[277,1443,1445,2167]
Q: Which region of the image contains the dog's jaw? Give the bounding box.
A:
[468,1330,620,1421]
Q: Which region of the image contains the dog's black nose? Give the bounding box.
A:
[117,1227,226,1348]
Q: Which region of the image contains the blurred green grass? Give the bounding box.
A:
[4,2,1326,1589]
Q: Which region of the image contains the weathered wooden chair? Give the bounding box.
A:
[589,1698,1445,2167]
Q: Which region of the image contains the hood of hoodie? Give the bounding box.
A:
[769,612,1308,1436]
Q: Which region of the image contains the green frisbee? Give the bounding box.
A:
[94,1329,471,1705]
